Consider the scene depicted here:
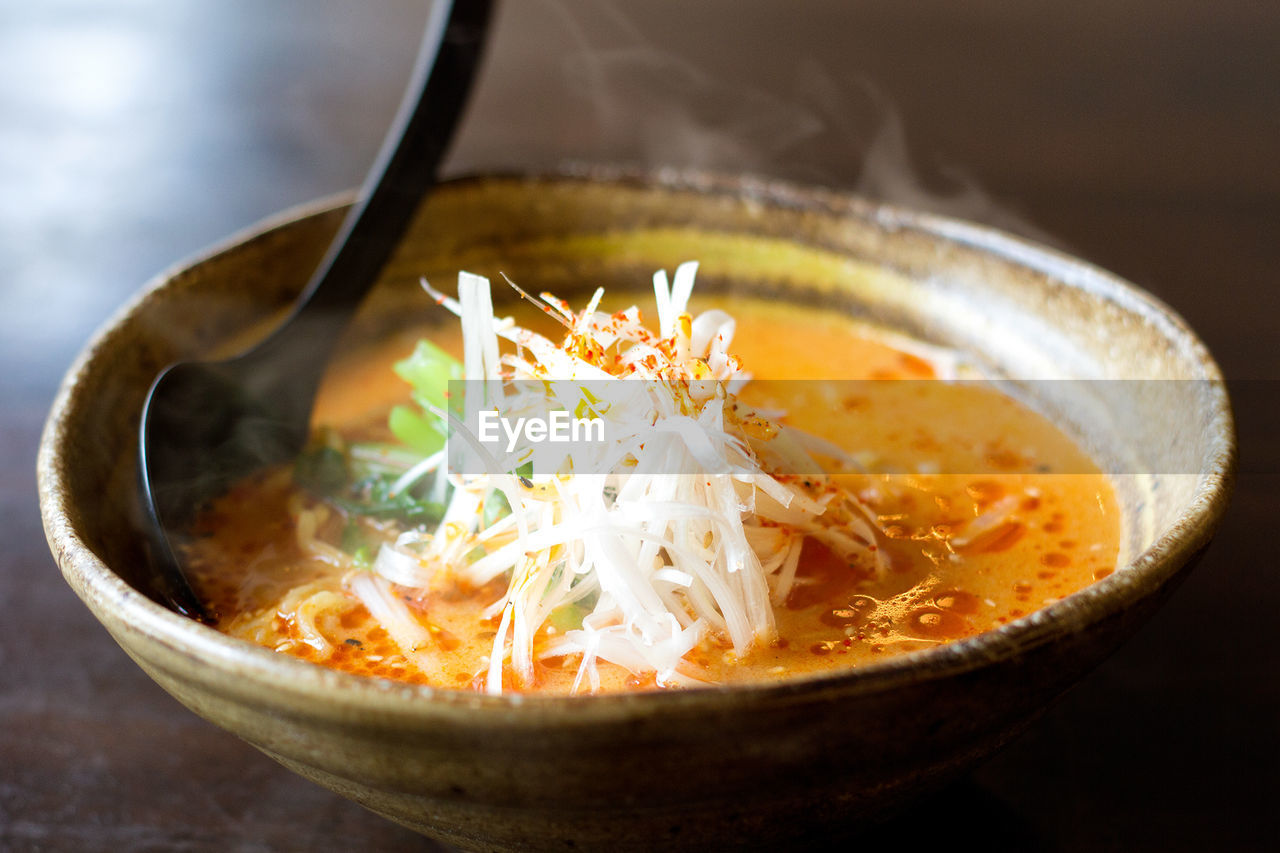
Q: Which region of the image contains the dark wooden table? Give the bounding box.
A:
[6,2,1277,849]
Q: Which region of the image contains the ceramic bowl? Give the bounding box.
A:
[39,170,1235,851]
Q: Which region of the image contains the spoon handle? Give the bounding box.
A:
[247,0,494,412]
[138,1,494,621]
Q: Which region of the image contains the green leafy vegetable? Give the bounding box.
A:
[388,340,463,454]
[292,338,461,531]
[295,437,444,528]
[331,475,445,526]
[549,602,589,633]
[294,440,349,494]
[339,521,377,567]
[388,404,447,455]
[482,489,511,529]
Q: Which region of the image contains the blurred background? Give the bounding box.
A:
[4,1,1276,849]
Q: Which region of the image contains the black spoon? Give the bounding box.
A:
[139,0,493,620]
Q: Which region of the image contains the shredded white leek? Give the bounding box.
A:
[357,265,885,694]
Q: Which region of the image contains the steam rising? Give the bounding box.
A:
[448,0,1058,244]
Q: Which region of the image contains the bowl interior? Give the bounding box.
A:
[44,170,1233,694]
[38,171,1236,848]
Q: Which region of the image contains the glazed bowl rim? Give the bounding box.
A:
[38,167,1236,724]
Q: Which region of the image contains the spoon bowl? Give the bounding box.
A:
[138,0,492,618]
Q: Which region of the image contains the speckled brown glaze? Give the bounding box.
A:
[38,170,1235,851]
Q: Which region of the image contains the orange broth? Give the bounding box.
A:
[185,298,1120,693]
